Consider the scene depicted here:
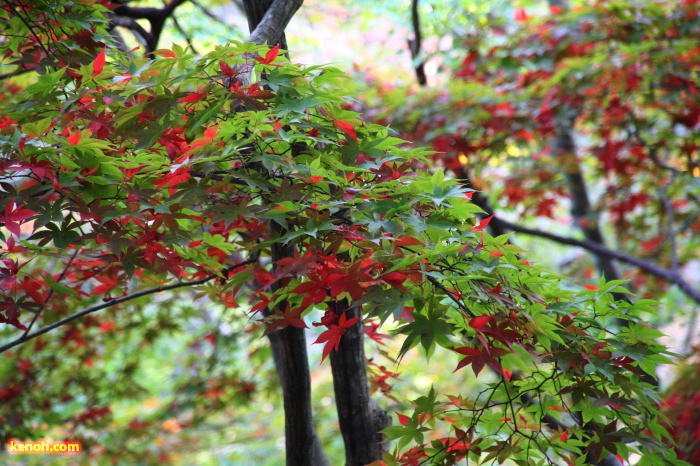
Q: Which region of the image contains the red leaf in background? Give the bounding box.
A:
[314,312,360,361]
[550,5,563,14]
[154,49,177,58]
[67,129,82,145]
[151,166,191,195]
[584,285,599,291]
[4,236,24,253]
[334,119,358,141]
[92,47,106,78]
[99,322,116,331]
[93,275,118,295]
[20,276,45,305]
[0,116,17,129]
[469,214,494,232]
[255,44,280,65]
[178,93,208,103]
[382,271,408,288]
[514,7,529,22]
[0,202,35,237]
[364,321,390,346]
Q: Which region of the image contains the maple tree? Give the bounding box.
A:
[0,1,694,465]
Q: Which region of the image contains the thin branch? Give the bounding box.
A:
[408,0,427,86]
[493,215,700,305]
[4,0,52,59]
[170,12,200,56]
[0,258,257,354]
[658,174,679,271]
[427,276,476,317]
[627,112,680,174]
[190,0,227,23]
[22,248,79,338]
[0,67,35,81]
[108,15,151,47]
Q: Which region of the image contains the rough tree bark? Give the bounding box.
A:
[329,300,391,466]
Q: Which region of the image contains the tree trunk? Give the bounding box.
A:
[329,300,390,466]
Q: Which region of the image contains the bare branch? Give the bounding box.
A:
[493,216,700,305]
[0,258,257,354]
[408,0,427,86]
[108,15,151,47]
[0,67,35,81]
[113,0,190,53]
[658,174,679,271]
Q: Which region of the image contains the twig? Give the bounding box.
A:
[0,67,35,81]
[627,112,680,174]
[658,174,679,272]
[170,12,200,56]
[0,258,257,354]
[190,0,227,23]
[22,248,79,338]
[426,276,476,317]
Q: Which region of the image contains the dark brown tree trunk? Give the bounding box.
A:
[269,225,328,466]
[329,300,390,466]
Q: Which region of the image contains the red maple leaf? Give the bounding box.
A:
[262,305,309,336]
[93,275,118,295]
[92,47,106,77]
[334,119,358,141]
[219,60,235,77]
[469,214,494,232]
[151,166,191,194]
[254,44,280,65]
[453,345,509,377]
[178,92,208,103]
[469,315,491,330]
[314,312,361,361]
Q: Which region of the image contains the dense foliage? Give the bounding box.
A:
[0,1,694,465]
